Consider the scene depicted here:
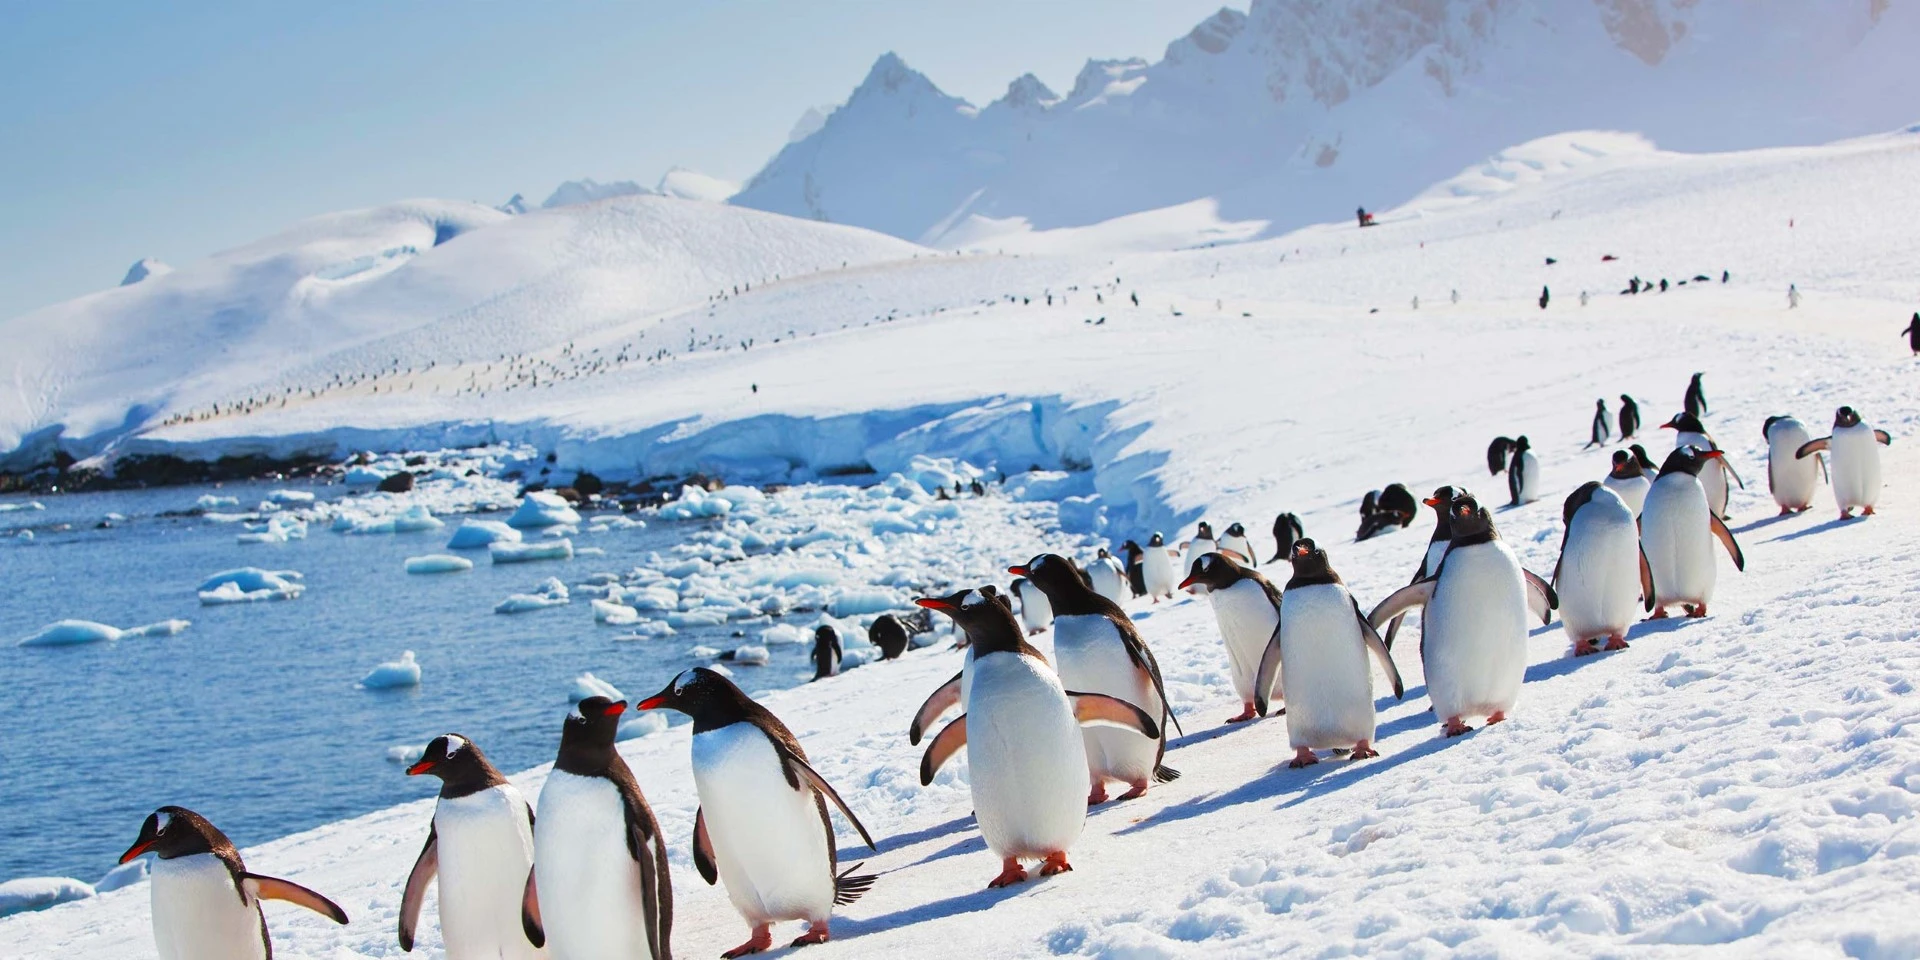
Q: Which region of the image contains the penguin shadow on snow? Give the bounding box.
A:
[878,813,977,858]
[1763,515,1863,544]
[1731,513,1798,535]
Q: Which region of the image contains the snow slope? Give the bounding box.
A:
[734,0,1919,250]
[5,125,1920,956]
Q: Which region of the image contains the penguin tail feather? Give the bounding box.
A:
[834,863,878,905]
[1154,764,1182,783]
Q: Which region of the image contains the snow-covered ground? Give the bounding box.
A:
[4,125,1920,956]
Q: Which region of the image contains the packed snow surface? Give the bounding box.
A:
[0,878,93,919]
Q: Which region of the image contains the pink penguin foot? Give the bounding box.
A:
[1442,717,1473,737]
[1039,852,1073,877]
[1350,740,1379,760]
[989,858,1029,888]
[1087,782,1108,806]
[1604,634,1630,651]
[1116,779,1149,801]
[789,921,831,949]
[1289,747,1320,768]
[1485,711,1507,725]
[722,925,774,959]
[1226,703,1258,723]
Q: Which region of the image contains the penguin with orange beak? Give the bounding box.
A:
[396,734,542,958]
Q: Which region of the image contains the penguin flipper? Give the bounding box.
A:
[1252,623,1284,717]
[1352,599,1404,700]
[1710,514,1747,571]
[1639,548,1657,612]
[1795,437,1831,459]
[243,874,348,924]
[1523,571,1558,623]
[397,827,438,950]
[1110,614,1184,738]
[1367,581,1435,631]
[1720,456,1747,490]
[521,867,544,948]
[919,715,968,786]
[785,753,878,851]
[692,808,718,884]
[1067,692,1161,740]
[908,671,963,746]
[616,780,672,960]
[1875,429,1894,445]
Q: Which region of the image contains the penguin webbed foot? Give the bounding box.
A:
[1485,711,1507,725]
[1441,718,1473,738]
[989,859,1029,888]
[790,921,831,949]
[1087,783,1108,806]
[1863,506,1877,516]
[1039,852,1073,877]
[1687,604,1708,619]
[1225,703,1257,724]
[1116,780,1149,801]
[1604,635,1630,652]
[1288,748,1320,769]
[722,924,774,958]
[1350,741,1379,761]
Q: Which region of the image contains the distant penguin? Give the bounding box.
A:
[1684,372,1709,418]
[121,807,347,960]
[1488,436,1540,506]
[1586,399,1611,448]
[1086,548,1129,606]
[399,735,541,959]
[1762,416,1822,515]
[1797,406,1894,519]
[868,615,909,661]
[1119,540,1148,597]
[1011,577,1053,635]
[914,587,1158,888]
[1218,522,1257,567]
[527,697,674,960]
[1381,485,1465,650]
[1181,552,1284,723]
[1369,494,1556,737]
[1140,533,1178,601]
[1539,286,1550,310]
[1905,314,1920,355]
[1182,522,1218,592]
[1603,450,1652,517]
[638,669,876,956]
[812,625,843,679]
[1012,553,1180,803]
[1269,512,1305,563]
[1641,447,1745,618]
[1618,395,1641,439]
[1357,484,1417,540]
[1661,412,1742,518]
[1551,483,1650,657]
[1254,539,1404,767]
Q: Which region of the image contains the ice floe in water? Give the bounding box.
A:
[266,489,315,505]
[446,519,520,549]
[568,671,623,703]
[0,877,94,918]
[728,644,770,666]
[193,494,238,510]
[507,491,581,529]
[614,621,677,640]
[361,650,422,689]
[238,514,307,544]
[384,743,427,765]
[0,501,46,513]
[344,505,443,535]
[18,619,189,647]
[197,568,305,605]
[592,598,640,625]
[495,577,570,614]
[405,554,473,574]
[491,538,572,564]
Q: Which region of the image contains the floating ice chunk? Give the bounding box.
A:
[759,594,788,616]
[569,671,624,702]
[194,495,239,510]
[772,570,839,588]
[667,609,729,628]
[15,530,33,541]
[491,539,573,564]
[496,577,570,614]
[0,500,46,512]
[393,506,443,533]
[238,514,307,544]
[385,743,427,764]
[197,568,304,604]
[657,486,734,520]
[589,515,646,531]
[94,859,148,894]
[707,486,766,508]
[19,620,121,647]
[614,621,677,640]
[406,554,473,574]
[758,624,808,646]
[592,599,640,625]
[688,645,722,658]
[127,620,190,637]
[361,650,421,689]
[576,546,606,557]
[0,877,94,917]
[627,587,679,612]
[447,519,520,549]
[830,589,900,617]
[266,489,315,505]
[618,713,669,740]
[343,465,386,485]
[729,644,770,666]
[508,491,582,529]
[664,558,713,578]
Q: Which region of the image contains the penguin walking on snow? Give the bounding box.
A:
[915,587,1160,888]
[1762,416,1824,515]
[1011,576,1053,636]
[399,735,542,959]
[1641,447,1746,618]
[1368,493,1556,737]
[812,625,842,679]
[1269,512,1305,563]
[1218,522,1257,566]
[1181,522,1218,592]
[1254,539,1404,767]
[1012,553,1181,803]
[1086,548,1129,606]
[1661,412,1743,519]
[1585,399,1611,448]
[1181,552,1283,723]
[1551,483,1652,657]
[639,670,876,956]
[1488,436,1540,506]
[120,807,348,960]
[1904,314,1919,355]
[1381,485,1465,650]
[1618,395,1641,439]
[1120,540,1148,597]
[1797,406,1894,518]
[526,697,674,960]
[1140,533,1178,601]
[907,586,1012,748]
[1603,450,1652,517]
[1684,372,1709,418]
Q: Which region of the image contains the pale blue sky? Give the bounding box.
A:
[0,1,1227,320]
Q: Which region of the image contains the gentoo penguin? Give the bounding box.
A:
[1181,522,1219,592]
[120,806,348,960]
[914,587,1158,888]
[526,697,674,960]
[1641,447,1746,618]
[1368,494,1556,737]
[1684,372,1709,418]
[1119,540,1148,597]
[1140,533,1178,602]
[1252,539,1404,767]
[1604,450,1652,517]
[1551,483,1651,657]
[906,585,1012,747]
[1381,485,1464,650]
[1797,406,1894,518]
[1904,314,1919,355]
[1011,553,1180,803]
[1086,548,1130,606]
[868,615,909,660]
[811,625,842,679]
[1179,552,1283,723]
[1762,415,1823,515]
[400,734,541,959]
[1488,436,1540,506]
[1356,483,1417,540]
[1661,412,1743,518]
[1011,576,1053,635]
[1218,522,1257,566]
[1268,512,1305,563]
[1618,395,1641,439]
[638,670,876,956]
[1585,399,1611,448]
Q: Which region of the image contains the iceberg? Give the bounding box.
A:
[507,491,581,529]
[446,519,520,549]
[490,539,573,564]
[196,568,304,605]
[614,621,677,640]
[193,495,238,510]
[495,577,570,614]
[361,650,422,689]
[238,514,307,544]
[592,599,640,625]
[266,489,315,505]
[343,465,386,485]
[729,644,771,666]
[0,877,94,918]
[568,671,624,702]
[405,554,473,574]
[829,589,900,617]
[93,859,148,894]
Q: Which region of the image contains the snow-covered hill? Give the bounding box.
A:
[733,0,1919,250]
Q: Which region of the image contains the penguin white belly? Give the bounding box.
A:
[1142,551,1176,599]
[1603,474,1649,517]
[435,785,543,960]
[1677,431,1729,516]
[1017,588,1054,633]
[693,723,834,924]
[965,653,1087,858]
[1277,584,1375,749]
[1515,452,1541,503]
[1830,423,1883,511]
[1089,561,1128,606]
[1557,498,1642,643]
[150,854,265,960]
[1051,613,1160,784]
[534,771,654,960]
[1641,475,1716,607]
[1205,579,1278,702]
[1423,542,1529,721]
[1766,419,1819,511]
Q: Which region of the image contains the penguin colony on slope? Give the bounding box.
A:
[116,378,1894,959]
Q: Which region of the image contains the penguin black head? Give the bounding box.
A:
[1177,552,1245,592]
[1195,521,1214,539]
[1097,547,1112,559]
[1609,450,1643,479]
[554,696,628,773]
[1446,495,1497,544]
[406,733,508,798]
[1630,444,1657,469]
[1284,538,1341,587]
[121,806,226,863]
[814,624,839,645]
[1148,532,1166,547]
[637,667,758,733]
[1762,415,1788,441]
[1422,485,1462,511]
[1658,445,1723,477]
[914,587,1029,656]
[1008,553,1096,602]
[1835,406,1862,428]
[1224,522,1246,538]
[1514,436,1531,452]
[1120,540,1142,559]
[1661,412,1706,434]
[1562,481,1605,524]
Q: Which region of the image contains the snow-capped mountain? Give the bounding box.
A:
[733,0,1919,248]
